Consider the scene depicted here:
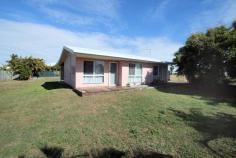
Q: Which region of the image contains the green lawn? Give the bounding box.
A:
[0,78,236,158]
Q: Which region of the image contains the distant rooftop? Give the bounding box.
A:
[58,46,170,64]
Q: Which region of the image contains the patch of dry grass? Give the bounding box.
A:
[170,74,187,82]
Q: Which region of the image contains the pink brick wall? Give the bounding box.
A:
[142,63,154,84]
[73,57,158,88]
[64,53,76,87]
[75,57,109,88]
[119,61,129,86]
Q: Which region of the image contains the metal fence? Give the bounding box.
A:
[0,70,13,80]
[0,70,59,80]
[37,71,60,77]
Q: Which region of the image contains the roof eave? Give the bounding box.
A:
[57,46,170,65]
[56,46,74,65]
[74,52,162,63]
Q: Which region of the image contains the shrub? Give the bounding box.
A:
[151,79,165,85]
[7,54,46,80]
[18,64,32,80]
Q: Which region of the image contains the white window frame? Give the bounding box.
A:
[109,62,118,86]
[83,60,104,84]
[128,63,142,84]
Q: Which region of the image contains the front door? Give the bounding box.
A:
[110,63,117,86]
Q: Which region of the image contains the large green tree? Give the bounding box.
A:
[26,57,46,76]
[7,54,20,72]
[174,21,236,84]
[7,54,46,80]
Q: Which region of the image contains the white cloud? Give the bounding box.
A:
[42,8,94,25]
[74,0,120,19]
[190,0,236,32]
[0,19,181,64]
[28,0,120,18]
[26,0,121,26]
[148,0,171,20]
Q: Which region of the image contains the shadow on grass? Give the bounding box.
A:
[41,81,82,96]
[41,81,72,90]
[20,146,173,158]
[169,108,236,157]
[155,82,236,106]
[40,145,64,158]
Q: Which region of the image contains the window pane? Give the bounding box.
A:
[83,76,93,83]
[94,76,104,83]
[128,76,142,83]
[95,61,104,75]
[129,63,142,84]
[128,76,134,83]
[83,60,104,84]
[84,61,93,74]
[83,76,104,83]
[129,63,135,75]
[110,63,117,73]
[135,64,142,76]
[134,76,142,83]
[153,66,159,76]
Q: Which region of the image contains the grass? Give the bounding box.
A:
[0,78,236,158]
[229,78,236,86]
[170,75,187,82]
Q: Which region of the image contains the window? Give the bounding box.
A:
[153,65,159,76]
[129,64,135,75]
[95,61,104,74]
[83,61,104,83]
[84,61,93,74]
[128,63,142,84]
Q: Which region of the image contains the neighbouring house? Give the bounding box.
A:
[57,46,169,89]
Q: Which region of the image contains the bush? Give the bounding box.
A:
[18,64,32,80]
[151,79,165,85]
[7,54,46,80]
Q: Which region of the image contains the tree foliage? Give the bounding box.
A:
[174,21,236,84]
[45,64,60,71]
[26,57,46,76]
[7,54,60,80]
[7,54,47,80]
[7,54,20,72]
[18,63,32,80]
[0,64,9,71]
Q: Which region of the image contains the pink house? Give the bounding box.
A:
[57,46,169,89]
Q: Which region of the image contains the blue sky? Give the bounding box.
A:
[0,0,236,65]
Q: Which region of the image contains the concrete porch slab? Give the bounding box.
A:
[74,85,150,96]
